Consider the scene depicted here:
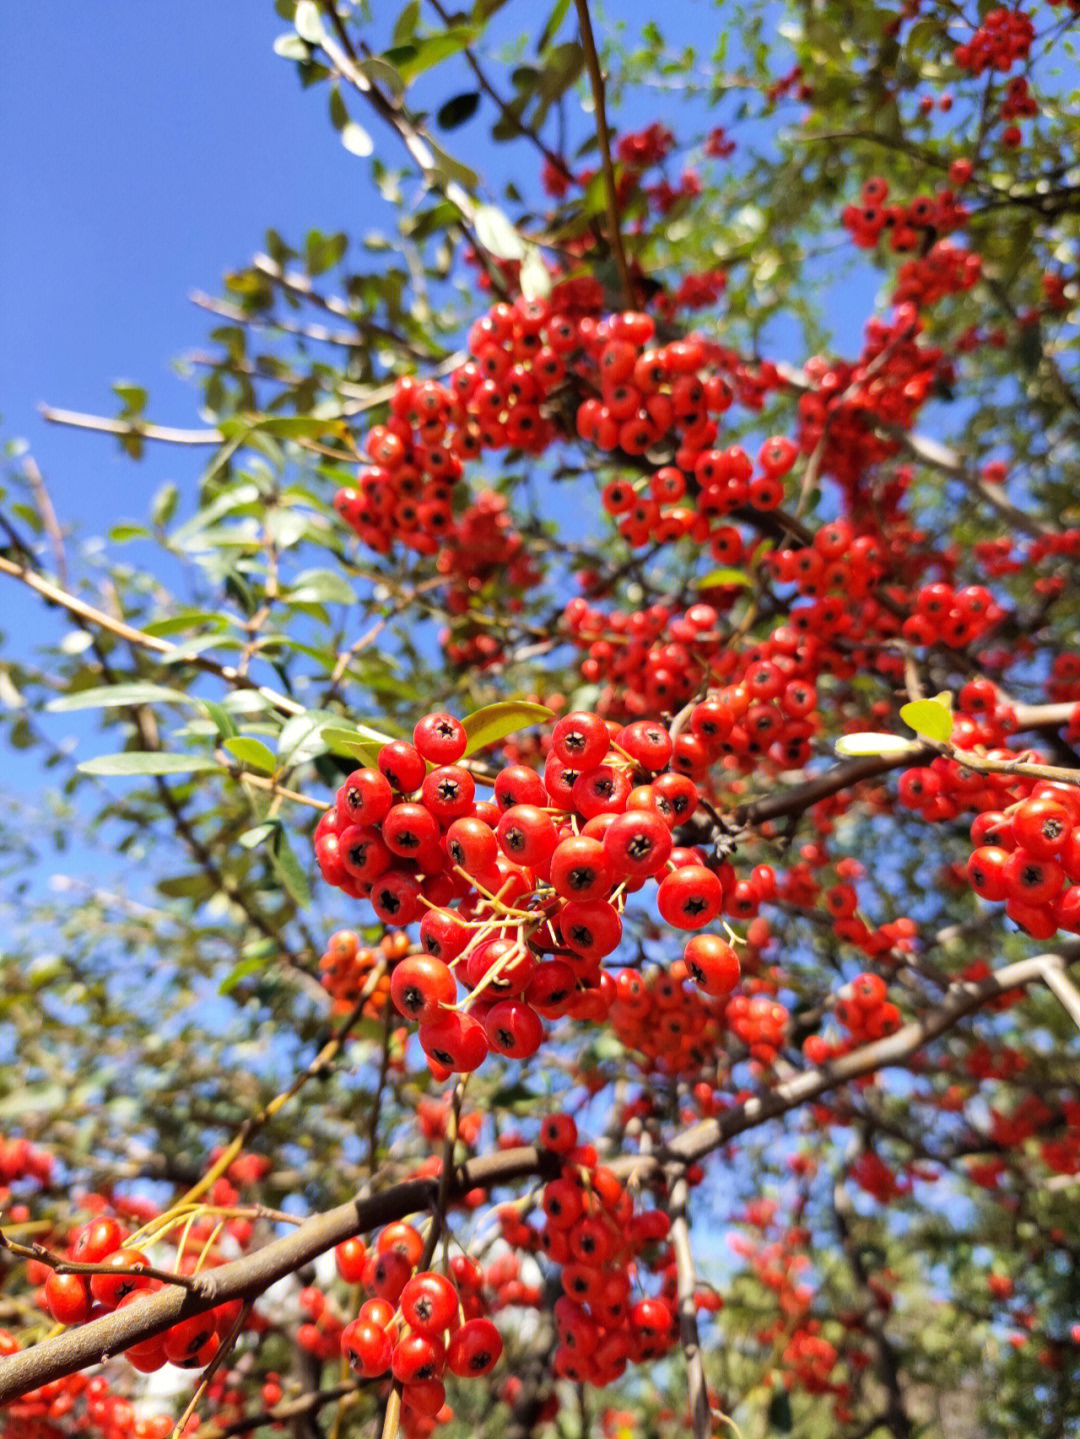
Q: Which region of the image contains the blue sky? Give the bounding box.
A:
[1,3,393,538]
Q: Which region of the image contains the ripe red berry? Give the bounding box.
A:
[683,934,741,995]
[413,712,468,764]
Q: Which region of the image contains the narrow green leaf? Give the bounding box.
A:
[474,203,526,260]
[224,736,277,774]
[341,120,374,157]
[252,413,345,438]
[78,752,224,777]
[47,683,192,713]
[392,0,421,44]
[294,1,325,44]
[269,829,312,909]
[358,56,406,98]
[834,733,918,758]
[396,28,477,83]
[320,723,393,767]
[202,700,240,740]
[899,697,954,743]
[697,567,751,588]
[462,701,553,756]
[538,0,571,49]
[218,955,267,995]
[109,523,151,543]
[286,568,357,606]
[238,820,281,849]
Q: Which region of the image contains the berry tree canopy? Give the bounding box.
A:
[3,2,1080,1436]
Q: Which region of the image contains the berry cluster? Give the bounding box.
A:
[313,708,766,1078]
[954,7,1035,73]
[318,926,404,1011]
[725,992,789,1063]
[796,308,954,490]
[609,960,735,1078]
[334,1227,502,1438]
[499,1115,680,1388]
[41,1215,245,1371]
[0,1364,174,1439]
[967,784,1080,939]
[842,176,971,252]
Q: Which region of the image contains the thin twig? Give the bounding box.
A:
[573,0,634,307]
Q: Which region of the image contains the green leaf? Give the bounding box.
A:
[392,0,421,44]
[538,0,571,49]
[151,482,180,528]
[341,120,374,157]
[218,955,267,995]
[834,732,918,758]
[329,84,349,132]
[519,245,552,300]
[269,829,312,909]
[462,701,553,756]
[424,136,480,191]
[78,752,224,777]
[294,0,325,44]
[358,56,406,99]
[202,700,240,740]
[238,820,281,849]
[249,414,345,438]
[899,697,954,743]
[697,567,751,588]
[474,203,526,260]
[112,381,147,413]
[224,736,277,774]
[0,1085,67,1119]
[320,723,393,766]
[286,568,357,606]
[437,91,481,129]
[47,683,192,713]
[396,28,477,83]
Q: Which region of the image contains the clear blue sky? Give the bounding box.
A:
[1,2,396,538]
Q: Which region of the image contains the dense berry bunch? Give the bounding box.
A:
[0,1365,175,1439]
[967,782,1080,939]
[35,1212,250,1373]
[796,308,954,490]
[498,1118,681,1388]
[318,926,403,1011]
[954,7,1035,73]
[609,959,736,1077]
[332,1226,503,1438]
[312,708,779,1076]
[842,175,972,252]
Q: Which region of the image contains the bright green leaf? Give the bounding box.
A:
[47,683,192,713]
[269,829,312,909]
[224,736,277,773]
[899,697,954,743]
[462,701,553,756]
[202,700,240,740]
[698,567,751,588]
[286,568,357,606]
[238,820,281,849]
[78,752,224,777]
[834,732,918,758]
